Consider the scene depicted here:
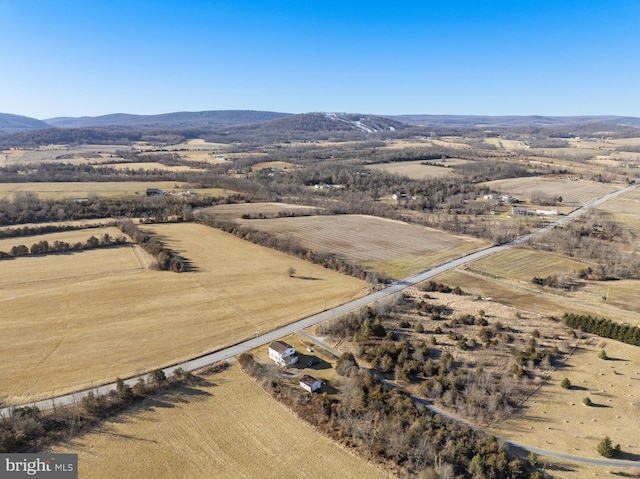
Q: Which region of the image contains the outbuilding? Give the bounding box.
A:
[300,374,322,393]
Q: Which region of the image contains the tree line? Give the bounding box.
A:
[563,313,640,346]
[117,219,185,272]
[0,221,116,239]
[0,233,127,260]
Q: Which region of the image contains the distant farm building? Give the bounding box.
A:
[268,340,299,367]
[511,206,529,216]
[536,209,558,216]
[300,375,321,392]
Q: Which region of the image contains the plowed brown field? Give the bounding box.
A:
[238,214,487,279]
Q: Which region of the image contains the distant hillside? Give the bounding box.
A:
[207,112,407,142]
[389,114,640,129]
[0,113,49,133]
[44,110,290,129]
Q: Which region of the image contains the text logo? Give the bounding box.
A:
[1,454,77,478]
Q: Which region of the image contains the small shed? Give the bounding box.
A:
[300,374,321,393]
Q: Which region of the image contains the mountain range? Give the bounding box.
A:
[1,110,640,136]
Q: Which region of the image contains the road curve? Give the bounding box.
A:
[2,184,637,468]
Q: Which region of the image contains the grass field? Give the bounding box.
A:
[0,223,366,404]
[51,364,390,479]
[483,177,621,206]
[597,186,640,231]
[0,226,126,252]
[365,159,465,179]
[251,161,300,170]
[0,182,189,199]
[1,145,125,165]
[200,202,321,221]
[489,336,640,461]
[237,214,488,279]
[468,248,589,284]
[0,182,233,199]
[100,162,207,172]
[436,269,640,326]
[0,218,117,231]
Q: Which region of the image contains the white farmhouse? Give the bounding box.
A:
[300,374,322,393]
[268,340,299,367]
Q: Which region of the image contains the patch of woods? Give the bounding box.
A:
[117,219,186,272]
[238,353,545,479]
[0,191,217,226]
[527,212,640,280]
[0,365,220,454]
[317,286,569,428]
[0,232,127,260]
[563,313,640,347]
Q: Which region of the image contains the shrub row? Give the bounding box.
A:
[118,219,185,272]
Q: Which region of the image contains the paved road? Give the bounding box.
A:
[2,183,637,467]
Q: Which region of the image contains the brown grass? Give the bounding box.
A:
[236,214,488,279]
[251,161,300,170]
[483,177,621,206]
[51,364,390,479]
[0,226,125,252]
[0,182,191,199]
[489,337,640,460]
[200,202,321,221]
[365,160,466,179]
[0,223,366,404]
[0,182,233,200]
[468,248,589,284]
[100,162,207,172]
[436,269,640,326]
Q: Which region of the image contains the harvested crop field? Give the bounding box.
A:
[489,336,640,461]
[467,248,589,284]
[0,223,366,404]
[0,181,192,199]
[199,202,321,221]
[238,214,488,279]
[251,161,300,170]
[0,226,126,252]
[465,248,640,315]
[597,186,640,236]
[51,364,390,479]
[365,159,465,179]
[483,177,621,206]
[101,162,207,172]
[436,269,640,325]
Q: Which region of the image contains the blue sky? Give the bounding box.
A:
[1,1,639,118]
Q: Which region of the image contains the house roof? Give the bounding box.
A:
[300,375,319,387]
[269,340,293,354]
